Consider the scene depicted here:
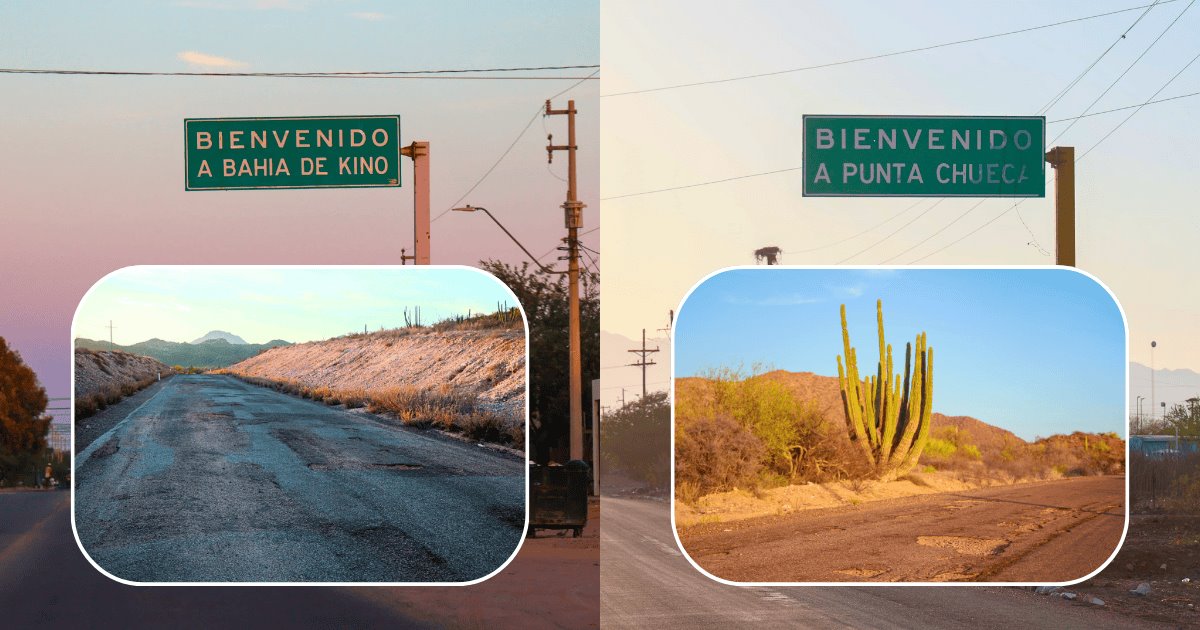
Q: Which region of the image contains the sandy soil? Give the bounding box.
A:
[675,470,1053,527]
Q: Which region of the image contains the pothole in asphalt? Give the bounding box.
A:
[92,439,120,459]
[917,535,1010,556]
[187,411,233,422]
[307,462,423,471]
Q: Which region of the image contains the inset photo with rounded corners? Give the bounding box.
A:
[672,267,1127,584]
[72,266,527,584]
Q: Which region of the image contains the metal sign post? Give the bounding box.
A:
[400,141,430,265]
[1045,146,1075,267]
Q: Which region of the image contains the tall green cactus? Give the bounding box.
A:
[836,300,934,481]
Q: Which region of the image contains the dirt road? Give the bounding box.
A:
[75,374,524,583]
[603,494,1162,629]
[679,476,1124,583]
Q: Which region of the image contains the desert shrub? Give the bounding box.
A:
[924,438,957,459]
[675,412,765,500]
[920,426,982,471]
[704,367,842,482]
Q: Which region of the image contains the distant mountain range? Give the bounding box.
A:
[191,330,247,345]
[1130,362,1200,420]
[75,331,290,368]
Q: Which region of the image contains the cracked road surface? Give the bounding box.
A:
[679,476,1124,583]
[75,374,524,583]
[602,495,1162,629]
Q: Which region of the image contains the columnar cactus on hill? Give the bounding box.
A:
[836,300,934,481]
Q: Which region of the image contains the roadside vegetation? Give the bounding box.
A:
[1,337,59,487]
[601,392,671,488]
[74,348,171,419]
[219,305,526,449]
[230,375,523,448]
[674,366,1124,508]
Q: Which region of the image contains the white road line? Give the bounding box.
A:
[75,381,171,469]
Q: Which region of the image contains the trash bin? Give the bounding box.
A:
[529,459,590,538]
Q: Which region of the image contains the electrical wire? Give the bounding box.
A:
[433,68,599,223]
[601,1,1179,97]
[601,166,802,201]
[1036,0,1162,115]
[1049,0,1195,145]
[0,64,599,79]
[911,46,1200,262]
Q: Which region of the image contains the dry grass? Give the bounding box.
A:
[229,375,522,447]
[75,375,160,419]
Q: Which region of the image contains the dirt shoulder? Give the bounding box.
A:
[676,470,1087,528]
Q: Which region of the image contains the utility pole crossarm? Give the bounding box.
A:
[627,328,661,400]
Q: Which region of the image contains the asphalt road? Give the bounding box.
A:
[601,495,1165,629]
[680,476,1125,583]
[0,490,436,627]
[75,374,524,583]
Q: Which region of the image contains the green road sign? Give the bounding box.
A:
[803,115,1045,197]
[185,115,401,190]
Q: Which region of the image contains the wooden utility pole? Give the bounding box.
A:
[627,328,660,399]
[546,99,585,461]
[400,141,431,264]
[106,320,116,351]
[1045,146,1075,267]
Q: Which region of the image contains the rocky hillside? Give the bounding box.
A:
[74,348,171,416]
[221,327,526,421]
[676,370,1123,477]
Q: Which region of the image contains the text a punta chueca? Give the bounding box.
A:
[812,125,1038,186]
[192,125,393,179]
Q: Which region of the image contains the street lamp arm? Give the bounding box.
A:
[454,206,566,275]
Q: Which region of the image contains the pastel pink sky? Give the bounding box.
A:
[0,2,598,405]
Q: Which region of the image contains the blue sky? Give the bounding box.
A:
[75,266,519,345]
[675,268,1126,440]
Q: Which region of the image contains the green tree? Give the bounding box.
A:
[1166,397,1200,437]
[0,337,51,485]
[478,260,599,463]
[601,391,671,487]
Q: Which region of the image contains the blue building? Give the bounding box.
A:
[1131,434,1200,457]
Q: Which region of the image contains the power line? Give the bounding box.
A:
[433,68,599,224]
[601,166,802,201]
[1036,0,1163,114]
[836,199,948,263]
[601,1,1179,97]
[1079,49,1200,161]
[786,199,925,255]
[0,64,599,80]
[911,46,1200,262]
[862,3,1191,262]
[1047,90,1199,122]
[1049,0,1194,145]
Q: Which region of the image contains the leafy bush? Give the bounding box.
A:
[601,392,671,487]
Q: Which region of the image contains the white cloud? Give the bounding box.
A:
[350,11,389,21]
[177,51,248,69]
